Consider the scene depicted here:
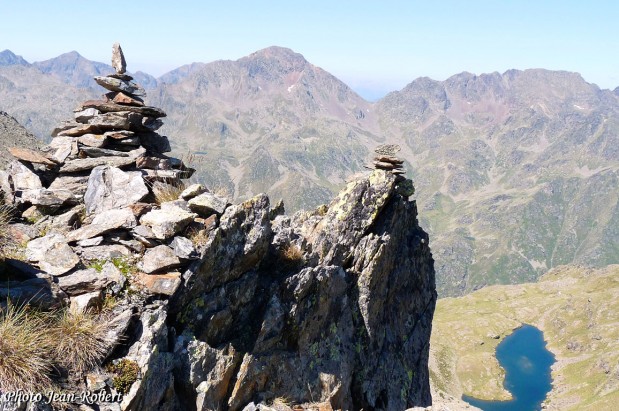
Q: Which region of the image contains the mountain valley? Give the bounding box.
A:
[429,264,619,411]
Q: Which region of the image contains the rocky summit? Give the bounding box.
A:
[0,46,436,411]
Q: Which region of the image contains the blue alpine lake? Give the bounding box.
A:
[462,324,555,411]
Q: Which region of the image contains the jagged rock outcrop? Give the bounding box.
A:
[163,169,436,411]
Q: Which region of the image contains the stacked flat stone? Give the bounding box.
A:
[0,44,229,311]
[369,144,406,175]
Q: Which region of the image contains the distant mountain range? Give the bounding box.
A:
[1,47,618,296]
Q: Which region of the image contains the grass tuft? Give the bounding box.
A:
[0,302,54,392]
[0,204,17,260]
[281,243,304,264]
[151,180,186,205]
[49,309,112,373]
[187,227,210,249]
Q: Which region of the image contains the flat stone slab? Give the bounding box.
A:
[59,155,136,173]
[139,206,197,240]
[52,121,81,137]
[106,91,144,106]
[58,124,100,137]
[84,165,149,215]
[80,146,133,158]
[374,155,404,164]
[180,183,208,200]
[20,188,75,206]
[134,272,181,296]
[138,245,182,274]
[26,233,80,276]
[78,244,132,261]
[76,236,104,247]
[77,134,107,148]
[49,175,90,198]
[88,112,131,130]
[60,147,144,174]
[141,168,194,181]
[66,208,136,242]
[188,192,228,216]
[8,147,56,166]
[77,100,166,118]
[74,108,100,123]
[104,130,135,140]
[94,76,146,97]
[56,264,122,296]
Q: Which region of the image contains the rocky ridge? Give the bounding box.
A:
[0,46,436,411]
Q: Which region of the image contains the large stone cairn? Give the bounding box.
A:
[0,44,229,309]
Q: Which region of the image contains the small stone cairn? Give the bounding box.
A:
[366,144,414,196]
[367,144,406,175]
[0,44,229,309]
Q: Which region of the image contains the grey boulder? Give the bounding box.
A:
[84,166,149,215]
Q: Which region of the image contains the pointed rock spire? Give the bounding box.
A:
[112,42,126,74]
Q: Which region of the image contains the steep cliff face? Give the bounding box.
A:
[161,169,436,410]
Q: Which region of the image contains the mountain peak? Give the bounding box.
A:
[33,51,112,88]
[0,49,30,66]
[240,46,311,75]
[247,45,307,60]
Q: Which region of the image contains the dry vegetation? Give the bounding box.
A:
[187,226,210,249]
[150,180,186,204]
[0,303,54,392]
[0,203,18,260]
[0,301,115,391]
[49,309,112,373]
[279,243,304,268]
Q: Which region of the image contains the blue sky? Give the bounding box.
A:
[1,1,618,99]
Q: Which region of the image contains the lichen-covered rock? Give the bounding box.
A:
[173,194,272,314]
[120,305,179,411]
[168,171,436,410]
